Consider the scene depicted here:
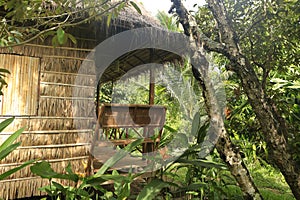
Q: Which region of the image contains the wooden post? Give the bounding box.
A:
[96,83,100,118]
[149,70,155,105]
[147,49,155,153]
[149,49,155,105]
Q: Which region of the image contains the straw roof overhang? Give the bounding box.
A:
[99,48,182,83]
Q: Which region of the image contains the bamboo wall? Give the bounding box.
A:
[0,36,97,199]
[0,54,40,116]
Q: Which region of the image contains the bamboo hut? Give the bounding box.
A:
[0,2,182,199]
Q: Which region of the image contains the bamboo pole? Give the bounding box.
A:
[42,70,95,77]
[25,43,95,52]
[40,82,95,89]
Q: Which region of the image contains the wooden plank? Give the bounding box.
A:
[93,151,148,171]
[98,103,166,128]
[96,138,159,146]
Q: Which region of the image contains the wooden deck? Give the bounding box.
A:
[92,141,149,172]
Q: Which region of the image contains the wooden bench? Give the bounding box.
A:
[97,103,166,153]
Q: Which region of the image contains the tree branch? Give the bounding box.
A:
[239,15,265,40]
[206,0,239,52]
[169,0,227,55]
[0,1,125,48]
[1,0,111,23]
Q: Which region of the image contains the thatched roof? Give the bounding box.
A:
[0,1,181,84]
[98,48,182,83]
[91,1,182,84]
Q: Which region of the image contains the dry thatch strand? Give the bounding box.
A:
[0,37,95,57]
[0,158,85,199]
[1,144,90,164]
[41,57,94,74]
[0,177,50,199]
[40,83,95,97]
[37,98,95,117]
[41,71,95,86]
[17,132,92,146]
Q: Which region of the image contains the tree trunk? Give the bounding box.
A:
[192,49,263,199]
[203,0,300,198]
[170,0,300,199]
[169,1,264,198]
[235,60,300,199]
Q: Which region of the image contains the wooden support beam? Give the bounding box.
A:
[149,69,155,105]
[149,49,155,105]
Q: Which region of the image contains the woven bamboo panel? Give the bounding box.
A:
[0,54,40,116]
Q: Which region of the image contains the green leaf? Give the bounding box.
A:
[0,142,20,160]
[0,127,24,153]
[84,176,106,186]
[137,179,170,200]
[197,122,209,144]
[0,68,10,74]
[43,30,56,38]
[287,84,300,89]
[176,159,227,170]
[0,119,24,161]
[10,30,22,37]
[38,185,57,195]
[65,162,74,175]
[96,138,143,176]
[107,13,112,27]
[191,112,201,136]
[130,1,142,15]
[51,181,65,191]
[30,161,59,179]
[272,83,289,90]
[163,124,176,133]
[51,35,59,47]
[65,162,79,183]
[76,188,90,197]
[270,78,289,83]
[0,160,34,180]
[0,117,14,133]
[57,27,66,45]
[31,161,79,182]
[180,182,207,192]
[67,33,77,44]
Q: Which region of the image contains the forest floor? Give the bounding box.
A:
[223,160,295,200]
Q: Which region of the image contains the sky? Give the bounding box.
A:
[138,0,205,16]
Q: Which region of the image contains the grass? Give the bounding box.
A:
[223,159,295,200]
[251,161,295,200]
[166,157,296,199]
